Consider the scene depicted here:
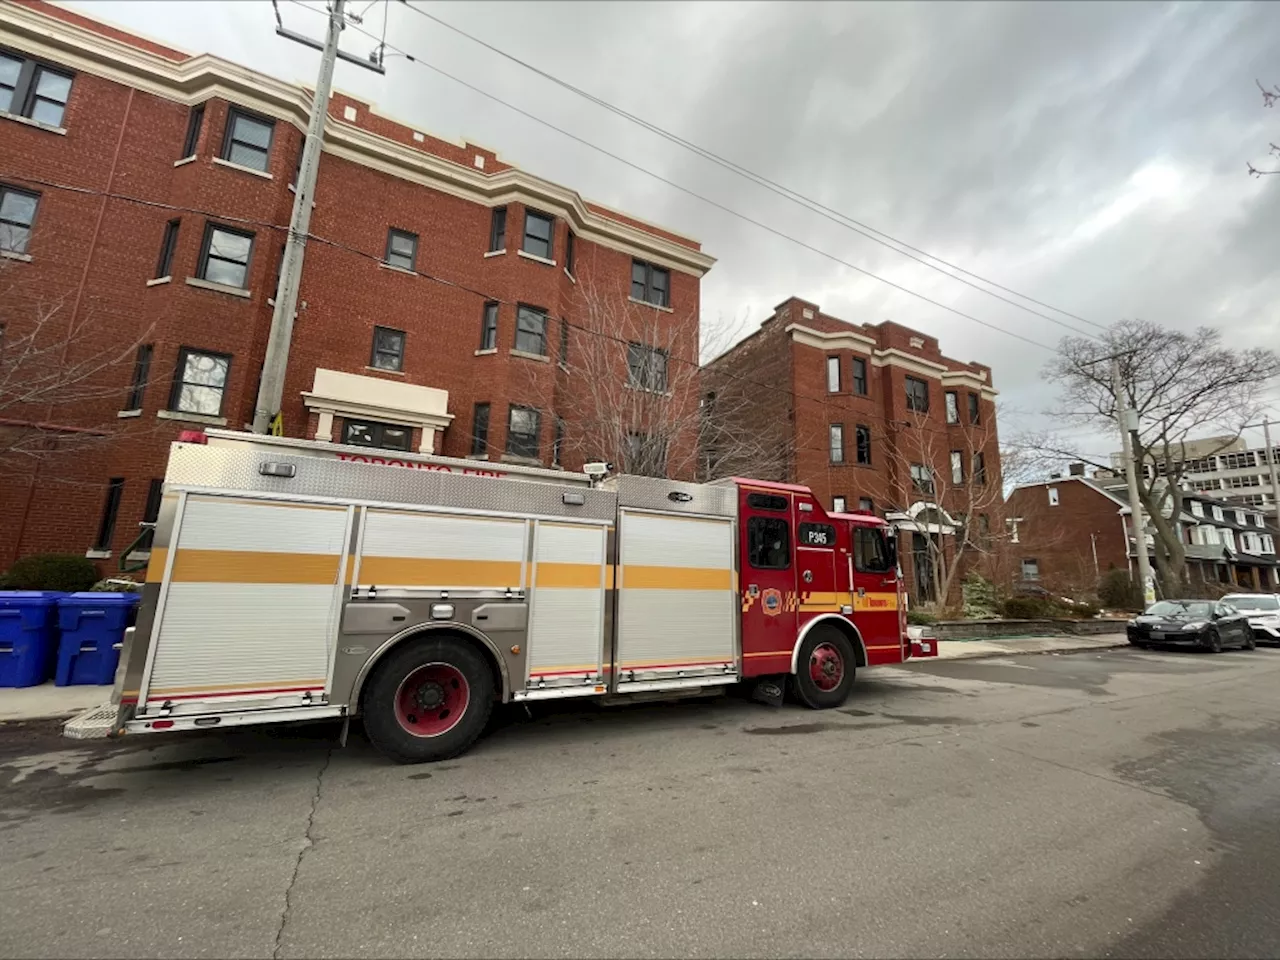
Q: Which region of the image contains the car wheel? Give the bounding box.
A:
[1242,632,1256,651]
[1202,628,1223,654]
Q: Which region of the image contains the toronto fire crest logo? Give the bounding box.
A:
[761,588,783,617]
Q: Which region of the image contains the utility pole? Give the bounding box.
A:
[1111,357,1155,607]
[253,0,383,434]
[1243,419,1280,532]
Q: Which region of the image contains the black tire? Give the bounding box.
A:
[362,635,494,764]
[1202,628,1222,654]
[1242,632,1257,651]
[1129,640,1149,649]
[792,626,857,710]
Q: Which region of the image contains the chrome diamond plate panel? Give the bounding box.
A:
[607,474,737,519]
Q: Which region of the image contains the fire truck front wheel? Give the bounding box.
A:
[362,635,494,763]
[792,626,857,709]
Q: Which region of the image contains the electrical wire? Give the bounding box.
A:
[397,0,1108,338]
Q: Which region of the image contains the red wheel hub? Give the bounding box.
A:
[809,642,844,692]
[394,663,469,737]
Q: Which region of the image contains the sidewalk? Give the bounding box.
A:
[0,683,110,723]
[932,632,1128,661]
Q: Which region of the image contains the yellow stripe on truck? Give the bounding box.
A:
[164,549,344,585]
[359,556,523,587]
[535,563,604,589]
[621,565,732,591]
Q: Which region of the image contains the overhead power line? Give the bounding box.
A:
[396,0,1107,339]
[284,0,1059,353]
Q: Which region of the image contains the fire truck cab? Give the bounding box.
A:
[90,430,930,763]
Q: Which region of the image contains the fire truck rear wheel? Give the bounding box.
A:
[792,626,857,709]
[363,636,494,763]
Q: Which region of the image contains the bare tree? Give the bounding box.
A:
[521,279,791,482]
[882,408,1011,607]
[0,258,155,474]
[1026,320,1276,594]
[1247,79,1279,178]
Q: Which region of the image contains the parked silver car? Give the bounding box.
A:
[1222,593,1280,645]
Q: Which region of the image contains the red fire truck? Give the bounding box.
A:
[76,430,932,763]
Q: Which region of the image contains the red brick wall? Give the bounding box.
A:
[0,25,704,569]
[1005,479,1129,595]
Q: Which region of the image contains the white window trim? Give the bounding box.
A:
[628,296,674,314]
[211,156,274,180]
[173,155,197,168]
[156,409,228,427]
[0,109,67,135]
[517,249,556,267]
[186,276,251,298]
[0,249,33,263]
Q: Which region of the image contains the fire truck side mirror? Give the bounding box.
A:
[884,528,898,569]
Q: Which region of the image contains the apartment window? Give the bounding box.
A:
[945,391,959,425]
[1021,559,1040,581]
[627,343,669,392]
[1236,510,1247,525]
[342,419,411,451]
[124,344,153,411]
[826,356,841,393]
[968,392,981,425]
[858,497,874,513]
[197,223,254,288]
[832,496,847,513]
[370,326,405,371]
[1212,505,1224,521]
[384,229,417,271]
[0,54,73,127]
[138,478,164,551]
[522,209,554,259]
[950,450,964,485]
[905,376,929,413]
[154,219,180,279]
[855,425,872,465]
[553,417,565,468]
[829,424,844,464]
[1253,514,1264,528]
[1190,500,1204,517]
[471,403,490,456]
[972,451,987,486]
[221,108,274,172]
[1048,486,1060,506]
[94,478,124,552]
[911,462,934,495]
[978,514,990,545]
[626,432,668,476]
[480,302,498,350]
[565,231,575,276]
[0,185,38,255]
[169,348,230,416]
[489,206,507,252]
[515,305,548,356]
[507,405,541,459]
[852,357,867,395]
[559,318,570,367]
[631,260,670,307]
[181,104,204,158]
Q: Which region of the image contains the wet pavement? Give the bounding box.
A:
[1,646,1278,958]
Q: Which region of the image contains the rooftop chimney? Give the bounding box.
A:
[1069,463,1085,476]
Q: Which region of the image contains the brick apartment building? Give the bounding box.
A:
[703,296,1002,602]
[0,0,713,570]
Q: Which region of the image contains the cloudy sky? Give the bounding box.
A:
[65,0,1280,453]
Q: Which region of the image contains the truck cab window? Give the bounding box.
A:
[748,517,790,569]
[854,527,892,573]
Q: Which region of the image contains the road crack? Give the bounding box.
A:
[273,745,333,959]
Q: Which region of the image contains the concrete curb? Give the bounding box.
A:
[934,638,1130,662]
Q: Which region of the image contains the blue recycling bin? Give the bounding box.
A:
[0,591,63,688]
[55,592,139,686]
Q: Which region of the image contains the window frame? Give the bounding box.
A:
[489,206,507,252]
[94,478,125,552]
[384,228,418,271]
[968,392,981,425]
[168,347,231,417]
[855,424,871,465]
[972,451,987,486]
[627,342,669,393]
[181,104,205,158]
[155,218,180,279]
[480,301,499,351]
[1021,558,1040,581]
[564,230,575,276]
[910,462,935,496]
[1048,486,1060,506]
[125,343,153,411]
[858,497,874,513]
[0,183,40,255]
[852,357,868,396]
[630,259,671,307]
[196,221,255,289]
[829,423,845,464]
[515,304,548,356]
[220,106,275,173]
[341,418,412,452]
[0,53,74,128]
[471,402,490,456]
[950,450,964,485]
[369,325,405,372]
[832,496,847,513]
[826,356,841,393]
[506,404,542,460]
[905,376,929,413]
[945,391,959,424]
[521,209,554,260]
[747,516,791,571]
[553,416,565,468]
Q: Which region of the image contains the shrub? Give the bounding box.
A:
[1002,596,1049,619]
[91,577,142,593]
[961,574,1000,619]
[0,554,99,592]
[906,608,937,626]
[1098,569,1142,611]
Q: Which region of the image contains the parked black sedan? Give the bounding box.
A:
[1127,599,1256,652]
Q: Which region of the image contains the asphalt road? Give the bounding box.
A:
[2,646,1279,959]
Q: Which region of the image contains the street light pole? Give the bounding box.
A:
[1112,357,1155,606]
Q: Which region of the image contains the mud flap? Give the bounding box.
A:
[749,675,787,707]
